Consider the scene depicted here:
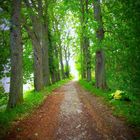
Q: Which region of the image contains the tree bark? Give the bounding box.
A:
[32,38,44,91]
[80,0,91,81]
[80,0,87,79]
[95,49,106,89]
[23,21,44,91]
[93,0,107,89]
[8,0,23,108]
[55,45,61,81]
[86,38,91,81]
[59,45,65,79]
[42,26,50,86]
[64,45,70,78]
[24,0,50,87]
[40,1,51,86]
[85,0,91,81]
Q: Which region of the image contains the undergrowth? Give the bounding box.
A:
[79,79,140,128]
[0,79,69,137]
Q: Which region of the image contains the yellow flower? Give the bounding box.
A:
[113,90,123,99]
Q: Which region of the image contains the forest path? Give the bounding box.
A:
[4,81,136,140]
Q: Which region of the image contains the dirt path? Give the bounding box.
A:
[3,81,138,140]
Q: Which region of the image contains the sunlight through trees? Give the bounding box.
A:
[0,0,140,115]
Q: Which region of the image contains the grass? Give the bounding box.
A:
[79,79,140,128]
[0,79,70,136]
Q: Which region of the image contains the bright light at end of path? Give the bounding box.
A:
[69,59,79,81]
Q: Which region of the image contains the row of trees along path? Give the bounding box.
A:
[1,0,139,109]
[8,0,108,108]
[0,0,140,139]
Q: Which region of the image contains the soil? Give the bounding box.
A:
[2,81,139,140]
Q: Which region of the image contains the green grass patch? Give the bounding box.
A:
[0,79,70,136]
[79,79,140,128]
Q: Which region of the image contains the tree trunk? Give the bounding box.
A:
[86,39,91,81]
[80,0,87,79]
[55,46,61,81]
[32,39,44,91]
[41,2,51,86]
[37,0,51,86]
[23,20,44,91]
[8,0,23,108]
[85,0,91,81]
[93,0,107,89]
[24,0,50,88]
[64,45,70,78]
[80,39,86,79]
[42,26,50,86]
[80,0,91,81]
[95,49,106,89]
[51,71,56,84]
[65,60,70,78]
[59,45,65,79]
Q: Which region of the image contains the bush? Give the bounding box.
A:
[0,83,8,106]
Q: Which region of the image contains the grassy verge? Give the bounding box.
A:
[0,79,70,136]
[79,79,140,128]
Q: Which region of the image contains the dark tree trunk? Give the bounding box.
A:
[95,49,106,89]
[64,45,70,78]
[80,39,86,79]
[51,72,56,84]
[37,0,50,86]
[42,26,50,86]
[41,3,51,86]
[93,0,107,89]
[80,0,87,79]
[32,39,44,91]
[82,40,87,79]
[55,46,61,81]
[24,0,50,88]
[49,43,56,84]
[85,0,91,81]
[8,0,23,108]
[65,60,70,78]
[59,45,65,79]
[86,39,91,81]
[23,21,44,91]
[80,0,91,81]
[24,0,44,90]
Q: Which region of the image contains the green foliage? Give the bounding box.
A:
[0,1,11,78]
[23,41,33,83]
[0,18,10,78]
[79,80,140,127]
[0,84,8,107]
[102,0,140,95]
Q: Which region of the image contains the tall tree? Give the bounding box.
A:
[23,0,44,91]
[24,0,51,90]
[85,0,91,81]
[80,0,86,79]
[54,19,65,79]
[93,0,107,89]
[40,0,51,86]
[8,0,23,108]
[80,0,91,81]
[24,23,44,91]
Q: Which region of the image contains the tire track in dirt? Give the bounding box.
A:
[55,81,103,140]
[75,82,137,140]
